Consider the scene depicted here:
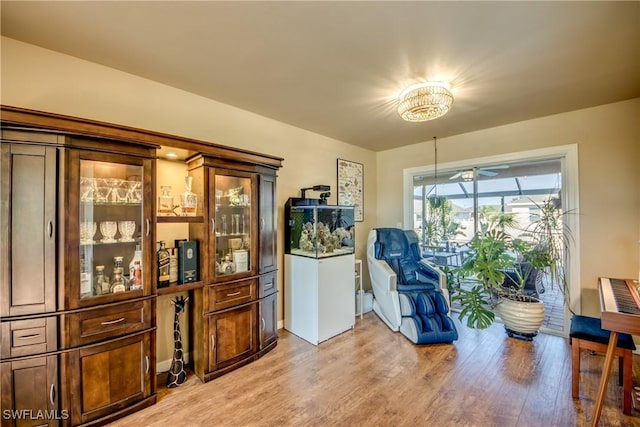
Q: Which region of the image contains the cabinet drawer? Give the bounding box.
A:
[1,317,57,358]
[259,271,277,298]
[208,279,257,312]
[62,299,153,347]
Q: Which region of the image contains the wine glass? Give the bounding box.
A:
[118,221,136,242]
[126,179,142,203]
[80,222,97,244]
[80,177,97,202]
[99,221,118,243]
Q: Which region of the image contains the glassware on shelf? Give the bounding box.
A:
[80,222,97,244]
[232,214,241,234]
[114,186,130,204]
[94,179,111,203]
[158,186,175,216]
[105,178,123,203]
[180,176,197,216]
[99,221,118,243]
[221,214,228,235]
[126,179,143,204]
[94,265,110,295]
[118,221,136,242]
[80,177,97,202]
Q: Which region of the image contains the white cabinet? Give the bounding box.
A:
[284,254,355,345]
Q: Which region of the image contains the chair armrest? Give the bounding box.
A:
[418,259,450,306]
[367,256,397,292]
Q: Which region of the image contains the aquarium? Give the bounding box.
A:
[285,201,355,258]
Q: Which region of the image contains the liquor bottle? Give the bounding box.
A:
[129,244,143,279]
[169,247,178,283]
[180,175,197,216]
[157,241,171,288]
[158,186,174,216]
[94,265,110,295]
[110,267,127,293]
[130,261,143,290]
[80,252,93,298]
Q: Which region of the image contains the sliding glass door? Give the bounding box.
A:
[412,157,566,333]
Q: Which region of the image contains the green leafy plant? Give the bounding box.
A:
[452,198,573,329]
[422,196,465,248]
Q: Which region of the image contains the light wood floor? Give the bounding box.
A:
[111,312,640,427]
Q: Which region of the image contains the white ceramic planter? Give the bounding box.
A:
[497,296,545,337]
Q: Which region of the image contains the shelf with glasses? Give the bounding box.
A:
[80,239,141,246]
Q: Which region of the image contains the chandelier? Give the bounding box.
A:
[397,82,454,122]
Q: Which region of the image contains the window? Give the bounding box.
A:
[403,145,580,336]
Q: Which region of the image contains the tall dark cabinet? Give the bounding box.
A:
[1,140,60,427]
[187,155,280,382]
[1,105,282,426]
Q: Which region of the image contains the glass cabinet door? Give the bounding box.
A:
[79,160,145,300]
[213,173,252,278]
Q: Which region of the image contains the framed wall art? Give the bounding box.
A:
[337,158,363,221]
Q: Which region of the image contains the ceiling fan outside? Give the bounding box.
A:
[449,165,509,181]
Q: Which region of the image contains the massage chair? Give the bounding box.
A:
[367,228,458,344]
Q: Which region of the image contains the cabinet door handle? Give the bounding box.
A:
[146,218,151,236]
[101,317,125,326]
[226,291,241,297]
[260,217,265,231]
[47,220,53,238]
[262,317,266,330]
[145,356,150,374]
[210,335,215,351]
[211,218,215,233]
[49,384,55,405]
[17,333,42,340]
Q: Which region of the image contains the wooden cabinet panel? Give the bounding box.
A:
[259,271,277,298]
[1,143,57,317]
[62,331,154,425]
[207,279,256,313]
[208,303,258,372]
[0,356,59,427]
[260,293,278,350]
[1,317,57,359]
[61,299,153,348]
[259,173,277,274]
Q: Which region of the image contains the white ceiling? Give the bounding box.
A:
[1,1,639,152]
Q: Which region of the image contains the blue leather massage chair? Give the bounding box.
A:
[367,228,458,344]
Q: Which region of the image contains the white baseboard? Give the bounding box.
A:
[156,353,190,373]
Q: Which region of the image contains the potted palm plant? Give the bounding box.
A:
[452,198,571,339]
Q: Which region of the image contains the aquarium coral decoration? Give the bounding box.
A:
[299,222,352,254]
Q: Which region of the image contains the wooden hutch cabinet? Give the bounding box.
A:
[1,105,281,425]
[186,155,280,382]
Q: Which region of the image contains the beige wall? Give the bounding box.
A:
[1,37,377,366]
[3,36,638,355]
[377,98,640,316]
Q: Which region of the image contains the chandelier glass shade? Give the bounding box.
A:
[397,82,454,122]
